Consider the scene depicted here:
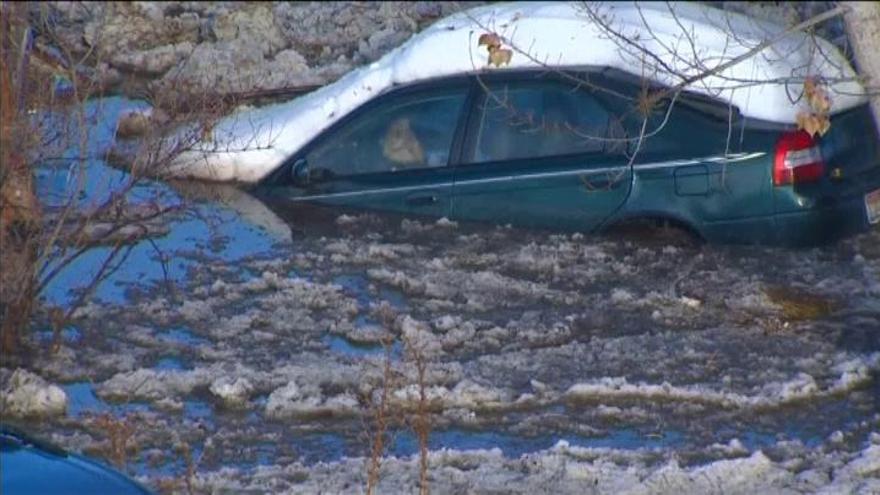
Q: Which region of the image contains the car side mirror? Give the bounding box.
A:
[291,158,310,186]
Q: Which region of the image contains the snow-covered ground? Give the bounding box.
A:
[4,191,879,493]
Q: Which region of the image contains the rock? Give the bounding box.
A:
[1,369,68,418]
[46,1,98,23]
[116,111,152,138]
[721,1,846,49]
[95,62,123,90]
[134,1,164,22]
[360,28,410,61]
[115,107,171,139]
[110,42,195,76]
[158,39,312,94]
[274,1,475,67]
[211,5,286,56]
[414,2,443,18]
[37,1,482,96]
[82,3,199,56]
[274,48,309,73]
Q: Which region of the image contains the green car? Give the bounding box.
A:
[254,66,880,246]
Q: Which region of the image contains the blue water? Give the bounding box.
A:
[40,204,278,307]
[332,273,408,310]
[159,327,207,347]
[154,357,187,371]
[323,335,402,359]
[290,432,348,465]
[36,98,280,308]
[391,427,684,459]
[234,442,279,471]
[32,326,82,345]
[62,382,151,418]
[183,401,214,426]
[63,382,110,417]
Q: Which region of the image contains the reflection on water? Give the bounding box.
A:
[392,427,685,459]
[154,357,187,371]
[62,382,151,418]
[323,335,402,359]
[159,327,208,347]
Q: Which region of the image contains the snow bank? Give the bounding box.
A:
[1,369,68,418]
[187,440,880,494]
[167,1,866,183]
[566,352,880,408]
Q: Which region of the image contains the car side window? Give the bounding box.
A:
[637,96,735,156]
[469,81,626,163]
[305,89,467,179]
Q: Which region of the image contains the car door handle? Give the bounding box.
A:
[405,193,439,206]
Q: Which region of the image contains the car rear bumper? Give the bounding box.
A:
[772,192,877,246]
[701,192,877,247]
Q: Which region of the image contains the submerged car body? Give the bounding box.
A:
[1,426,153,495]
[253,66,880,246]
[166,1,880,246]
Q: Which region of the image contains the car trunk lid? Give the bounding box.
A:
[820,104,880,189]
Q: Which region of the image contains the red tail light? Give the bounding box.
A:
[773,130,825,186]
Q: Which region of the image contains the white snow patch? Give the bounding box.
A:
[335,214,358,226]
[565,353,880,409]
[1,369,68,418]
[830,353,880,392]
[264,380,359,419]
[209,377,254,407]
[399,315,444,357]
[642,451,788,493]
[610,288,635,304]
[435,217,458,228]
[98,367,212,401]
[432,315,460,332]
[391,379,510,410]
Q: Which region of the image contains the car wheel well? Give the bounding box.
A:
[601,215,704,244]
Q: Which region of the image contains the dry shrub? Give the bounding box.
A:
[92,413,138,469]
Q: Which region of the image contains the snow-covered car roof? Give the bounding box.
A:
[165,1,866,183]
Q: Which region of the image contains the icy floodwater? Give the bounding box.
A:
[3,98,879,494]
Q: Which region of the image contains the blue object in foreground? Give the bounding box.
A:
[1,426,153,495]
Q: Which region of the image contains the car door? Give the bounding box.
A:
[451,74,633,232]
[262,82,471,219]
